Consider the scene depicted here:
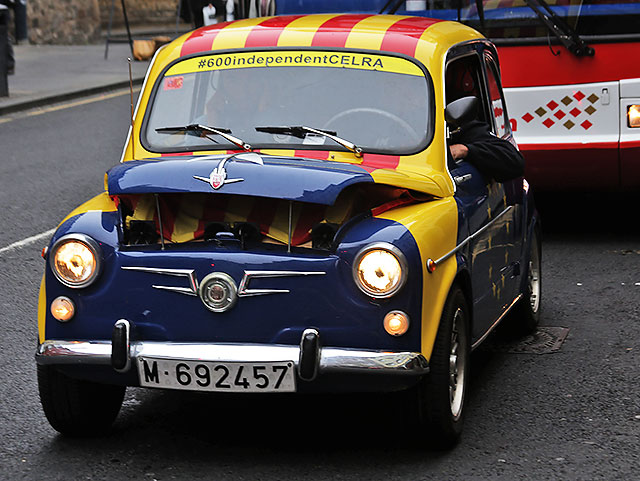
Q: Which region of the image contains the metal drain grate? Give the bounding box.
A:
[487,327,570,354]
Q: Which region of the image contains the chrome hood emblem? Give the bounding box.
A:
[193,152,264,190]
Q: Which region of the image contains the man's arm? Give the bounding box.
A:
[449,121,524,182]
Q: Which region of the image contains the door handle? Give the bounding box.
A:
[454,174,472,185]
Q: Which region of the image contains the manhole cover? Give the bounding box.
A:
[487,327,570,354]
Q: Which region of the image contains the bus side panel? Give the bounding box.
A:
[498,43,640,89]
[504,81,620,190]
[498,43,640,190]
[620,80,640,189]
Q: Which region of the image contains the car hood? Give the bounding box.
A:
[107,154,374,205]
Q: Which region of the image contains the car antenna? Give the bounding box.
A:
[128,57,136,159]
[155,193,166,250]
[287,200,293,253]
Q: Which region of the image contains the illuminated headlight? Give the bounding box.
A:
[49,234,102,288]
[628,105,640,128]
[353,243,407,298]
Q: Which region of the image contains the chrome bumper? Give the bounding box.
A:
[35,340,429,377]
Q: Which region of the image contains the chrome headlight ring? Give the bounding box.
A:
[352,242,408,299]
[49,233,102,289]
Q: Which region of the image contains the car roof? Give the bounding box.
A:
[169,14,484,68]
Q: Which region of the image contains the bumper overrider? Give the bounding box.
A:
[36,321,429,392]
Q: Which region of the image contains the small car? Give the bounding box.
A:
[36,13,540,447]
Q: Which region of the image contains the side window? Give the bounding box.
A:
[484,55,509,138]
[445,53,488,124]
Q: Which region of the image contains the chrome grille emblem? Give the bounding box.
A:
[120,267,198,296]
[121,266,326,312]
[199,272,238,313]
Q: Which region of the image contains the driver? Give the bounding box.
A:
[445,62,524,182]
[203,67,269,132]
[448,120,524,182]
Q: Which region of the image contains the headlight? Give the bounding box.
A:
[353,243,407,298]
[628,105,640,128]
[49,234,102,288]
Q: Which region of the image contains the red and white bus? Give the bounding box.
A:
[471,0,640,191]
[241,0,640,190]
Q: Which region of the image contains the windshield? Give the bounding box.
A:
[143,50,431,155]
[419,0,640,38]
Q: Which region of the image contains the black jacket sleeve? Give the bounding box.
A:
[451,120,525,182]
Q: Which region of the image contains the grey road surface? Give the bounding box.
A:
[0,94,638,480]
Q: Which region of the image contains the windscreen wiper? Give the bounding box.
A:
[379,0,403,14]
[380,0,484,24]
[156,124,252,151]
[255,125,363,158]
[523,0,594,57]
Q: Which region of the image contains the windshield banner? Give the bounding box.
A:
[166,50,423,77]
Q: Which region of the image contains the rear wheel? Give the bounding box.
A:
[37,364,125,436]
[512,227,542,335]
[412,286,470,449]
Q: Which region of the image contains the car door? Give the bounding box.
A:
[446,46,521,341]
[482,51,522,307]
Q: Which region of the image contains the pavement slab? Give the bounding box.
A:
[0,43,151,115]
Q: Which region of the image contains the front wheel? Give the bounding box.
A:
[412,286,470,449]
[37,365,125,436]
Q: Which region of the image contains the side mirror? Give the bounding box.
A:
[445,96,479,130]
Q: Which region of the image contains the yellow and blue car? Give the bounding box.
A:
[36,13,540,447]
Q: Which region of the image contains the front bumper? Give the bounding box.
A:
[36,340,428,374]
[36,322,428,392]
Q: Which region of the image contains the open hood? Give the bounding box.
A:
[107,154,374,205]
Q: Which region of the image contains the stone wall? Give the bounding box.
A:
[27,0,101,44]
[97,0,178,29]
[24,0,179,45]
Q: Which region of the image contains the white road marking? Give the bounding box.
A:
[0,228,56,255]
[1,87,141,123]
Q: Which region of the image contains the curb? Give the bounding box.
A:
[0,77,145,116]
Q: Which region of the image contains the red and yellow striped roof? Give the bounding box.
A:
[165,14,483,68]
[181,14,441,57]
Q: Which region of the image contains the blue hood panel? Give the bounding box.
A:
[107,154,374,205]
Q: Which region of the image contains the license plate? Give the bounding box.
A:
[137,357,296,393]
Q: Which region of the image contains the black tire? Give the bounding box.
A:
[512,227,542,335]
[414,286,470,449]
[37,364,125,436]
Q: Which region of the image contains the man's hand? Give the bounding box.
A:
[449,143,469,161]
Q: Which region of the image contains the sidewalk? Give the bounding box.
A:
[0,41,155,115]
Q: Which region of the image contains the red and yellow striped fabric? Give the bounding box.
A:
[119,188,420,246]
[179,14,442,60]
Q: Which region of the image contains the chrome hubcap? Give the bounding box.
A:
[449,307,466,419]
[528,241,541,313]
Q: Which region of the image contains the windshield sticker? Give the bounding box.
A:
[302,133,326,146]
[163,76,184,90]
[166,51,423,77]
